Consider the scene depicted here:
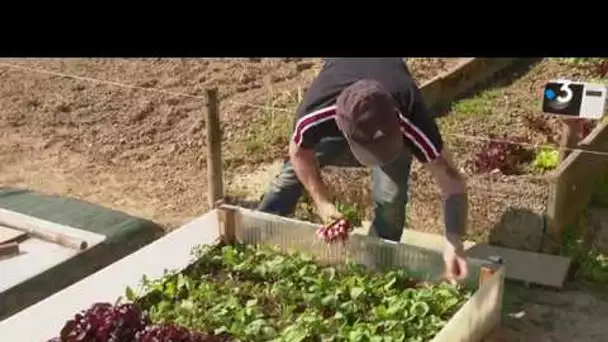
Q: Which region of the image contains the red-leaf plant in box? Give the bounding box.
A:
[580,119,597,140]
[472,134,535,175]
[47,302,232,342]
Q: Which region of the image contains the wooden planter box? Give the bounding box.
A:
[0,205,505,342]
[546,121,608,249]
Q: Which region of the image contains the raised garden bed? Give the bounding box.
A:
[49,243,472,341]
[0,206,505,342]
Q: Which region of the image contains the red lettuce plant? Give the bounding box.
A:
[472,134,534,175]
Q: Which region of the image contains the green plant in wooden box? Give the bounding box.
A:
[532,148,560,172]
[49,243,473,342]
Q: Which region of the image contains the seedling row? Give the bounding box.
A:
[48,242,474,342]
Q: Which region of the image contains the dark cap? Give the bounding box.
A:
[335,79,403,166]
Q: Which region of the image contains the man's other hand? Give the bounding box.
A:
[443,237,469,282]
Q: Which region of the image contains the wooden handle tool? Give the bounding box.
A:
[7,225,87,251]
[0,242,20,258]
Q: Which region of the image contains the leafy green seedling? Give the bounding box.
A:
[336,202,363,227]
[532,148,559,171]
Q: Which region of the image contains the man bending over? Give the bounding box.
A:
[258,58,469,280]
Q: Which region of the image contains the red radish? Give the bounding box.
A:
[317,219,352,244]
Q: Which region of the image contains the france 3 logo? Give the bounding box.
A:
[542,80,607,119]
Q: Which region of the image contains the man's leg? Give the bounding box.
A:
[369,150,413,242]
[257,137,348,217]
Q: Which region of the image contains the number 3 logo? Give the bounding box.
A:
[557,83,573,103]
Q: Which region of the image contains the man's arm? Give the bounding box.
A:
[288,140,341,222]
[288,140,331,207]
[395,86,468,246]
[397,79,469,279]
[424,147,468,249]
[289,102,344,221]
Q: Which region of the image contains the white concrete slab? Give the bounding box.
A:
[465,243,572,288]
[0,210,219,342]
[0,238,78,293]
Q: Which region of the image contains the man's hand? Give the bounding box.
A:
[443,235,468,282]
[316,200,344,225]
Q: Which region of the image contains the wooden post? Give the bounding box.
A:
[206,88,223,209]
[543,118,584,254]
[558,119,582,162]
[217,206,237,245]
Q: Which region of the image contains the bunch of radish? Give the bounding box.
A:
[316,218,351,244]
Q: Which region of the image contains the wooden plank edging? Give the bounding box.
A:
[419,58,521,117]
[549,121,608,182]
